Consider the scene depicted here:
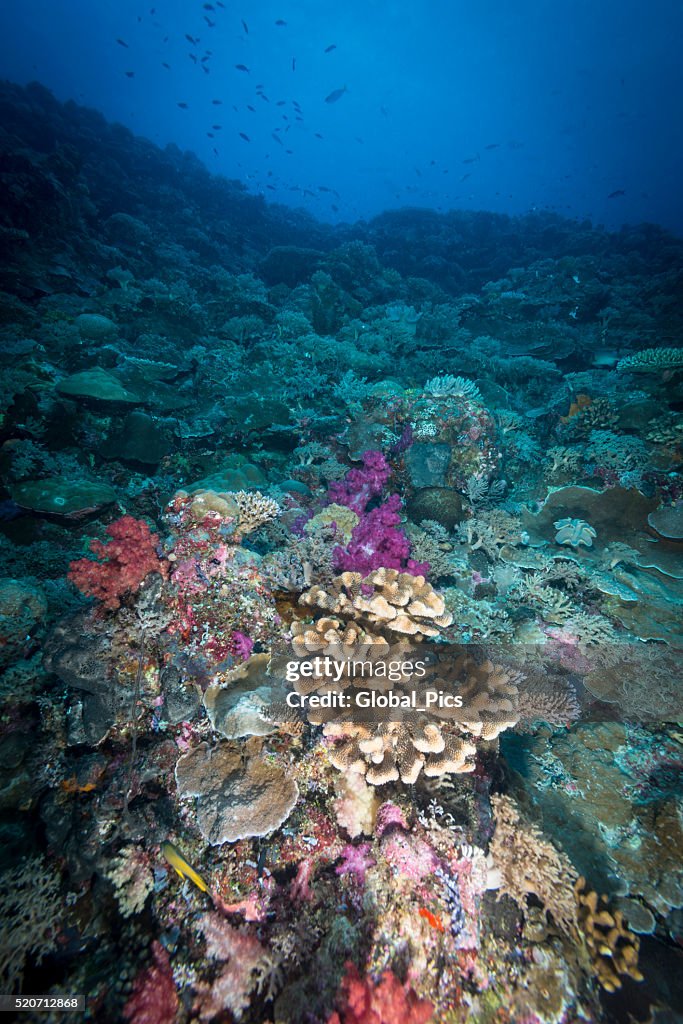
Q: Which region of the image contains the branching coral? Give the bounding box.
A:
[325,719,478,785]
[489,795,579,936]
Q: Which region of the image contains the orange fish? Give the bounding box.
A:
[419,907,445,932]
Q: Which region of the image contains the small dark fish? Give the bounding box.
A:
[485,143,500,149]
[116,38,129,47]
[204,17,216,27]
[213,146,219,154]
[275,19,287,26]
[258,92,269,101]
[608,189,625,198]
[207,132,214,137]
[235,64,249,72]
[241,19,248,33]
[124,70,135,77]
[239,132,250,141]
[177,101,189,108]
[212,124,222,129]
[267,184,276,190]
[212,98,222,104]
[460,172,471,181]
[202,65,209,74]
[324,44,336,53]
[285,149,293,154]
[462,154,479,163]
[325,85,347,103]
[216,1,225,6]
[203,3,215,9]
[162,61,171,69]
[201,54,211,62]
[292,57,296,71]
[247,104,255,111]
[185,33,198,45]
[271,132,283,145]
[314,132,323,139]
[276,100,286,106]
[189,53,197,63]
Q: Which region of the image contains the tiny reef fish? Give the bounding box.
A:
[325,85,347,103]
[162,841,209,893]
[419,907,445,932]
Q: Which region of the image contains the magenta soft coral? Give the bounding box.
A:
[333,494,429,576]
[327,450,392,514]
[327,962,433,1024]
[68,515,167,611]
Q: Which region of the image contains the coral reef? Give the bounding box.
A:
[0,77,681,1023]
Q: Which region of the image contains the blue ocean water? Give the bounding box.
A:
[0,0,682,230]
[0,3,682,1023]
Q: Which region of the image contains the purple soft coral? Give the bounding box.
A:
[333,494,429,576]
[335,842,376,885]
[327,450,392,514]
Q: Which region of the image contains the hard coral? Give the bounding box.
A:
[68,515,166,610]
[327,961,433,1024]
[299,568,452,637]
[575,877,643,992]
[174,741,298,844]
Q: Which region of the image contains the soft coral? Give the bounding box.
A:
[327,961,433,1024]
[68,515,167,611]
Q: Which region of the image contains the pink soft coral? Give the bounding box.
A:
[327,962,433,1024]
[123,941,178,1024]
[68,515,166,610]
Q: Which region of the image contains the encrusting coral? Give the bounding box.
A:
[174,741,299,844]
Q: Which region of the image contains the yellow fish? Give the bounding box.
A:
[161,841,209,894]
